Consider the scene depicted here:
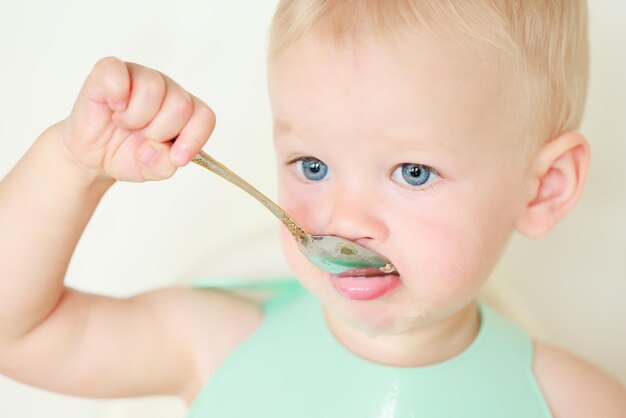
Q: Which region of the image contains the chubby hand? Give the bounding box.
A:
[61,56,216,182]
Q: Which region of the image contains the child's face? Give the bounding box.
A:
[268,31,535,335]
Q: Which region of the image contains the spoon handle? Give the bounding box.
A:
[191,150,309,242]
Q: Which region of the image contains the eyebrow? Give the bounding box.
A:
[273,117,453,154]
[272,119,313,145]
[377,122,459,154]
[273,119,295,135]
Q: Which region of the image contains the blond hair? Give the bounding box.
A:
[268,0,589,142]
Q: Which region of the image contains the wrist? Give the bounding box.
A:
[40,121,116,191]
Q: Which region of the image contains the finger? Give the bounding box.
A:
[134,139,177,181]
[113,63,167,131]
[77,56,131,117]
[169,96,216,167]
[138,76,194,143]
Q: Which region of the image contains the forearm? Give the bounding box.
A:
[0,122,114,344]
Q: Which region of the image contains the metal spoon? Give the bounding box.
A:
[191,150,397,275]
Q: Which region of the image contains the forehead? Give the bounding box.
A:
[268,31,520,152]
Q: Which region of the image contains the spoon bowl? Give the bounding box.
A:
[298,235,395,274]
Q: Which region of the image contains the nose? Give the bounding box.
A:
[320,184,389,244]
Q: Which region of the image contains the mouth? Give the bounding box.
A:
[329,267,401,301]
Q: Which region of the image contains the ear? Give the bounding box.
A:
[516,131,590,238]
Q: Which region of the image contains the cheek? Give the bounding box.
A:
[416,224,490,298]
[278,177,326,233]
[278,176,336,296]
[279,224,328,296]
[396,192,517,305]
[400,220,484,306]
[279,226,304,273]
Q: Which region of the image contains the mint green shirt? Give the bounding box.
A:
[187,279,552,417]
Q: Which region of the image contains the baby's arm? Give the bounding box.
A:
[0,57,260,402]
[533,341,626,416]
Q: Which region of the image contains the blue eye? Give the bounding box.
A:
[296,157,330,181]
[392,163,437,187]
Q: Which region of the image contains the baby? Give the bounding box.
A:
[1,0,625,417]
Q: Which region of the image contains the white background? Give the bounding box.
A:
[0,1,624,417]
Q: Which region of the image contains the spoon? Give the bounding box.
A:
[191,150,397,275]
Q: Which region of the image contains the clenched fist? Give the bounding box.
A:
[61,56,216,182]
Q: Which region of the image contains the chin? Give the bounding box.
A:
[328,301,426,337]
[318,283,421,331]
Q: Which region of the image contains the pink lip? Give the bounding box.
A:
[330,268,401,301]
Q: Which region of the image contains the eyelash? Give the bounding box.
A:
[390,163,440,190]
[288,156,331,182]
